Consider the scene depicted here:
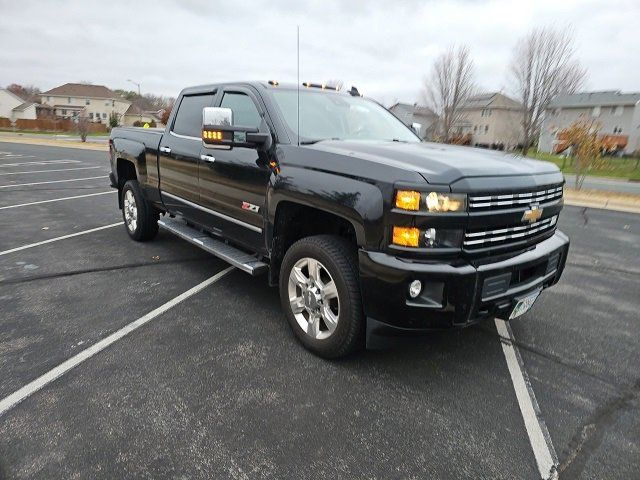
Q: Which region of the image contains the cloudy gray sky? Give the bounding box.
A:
[1,0,638,105]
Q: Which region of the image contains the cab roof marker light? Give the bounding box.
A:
[301,82,339,91]
[268,80,279,86]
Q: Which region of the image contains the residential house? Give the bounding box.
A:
[39,83,130,123]
[388,102,438,140]
[122,104,165,127]
[456,93,523,150]
[0,89,38,121]
[539,91,640,155]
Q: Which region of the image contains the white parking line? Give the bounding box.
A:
[0,166,102,176]
[0,222,122,257]
[495,318,558,480]
[0,266,235,417]
[0,190,116,210]
[0,160,82,167]
[0,175,107,189]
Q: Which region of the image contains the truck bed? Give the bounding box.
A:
[110,127,164,150]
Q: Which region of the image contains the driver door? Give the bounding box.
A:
[198,87,272,253]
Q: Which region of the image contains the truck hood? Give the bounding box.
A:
[307,140,560,185]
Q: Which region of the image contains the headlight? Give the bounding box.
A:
[395,190,467,212]
[392,226,463,248]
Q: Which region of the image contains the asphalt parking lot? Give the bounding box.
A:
[0,142,638,480]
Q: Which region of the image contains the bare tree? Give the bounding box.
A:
[422,45,475,143]
[510,26,586,156]
[76,114,90,142]
[6,83,41,102]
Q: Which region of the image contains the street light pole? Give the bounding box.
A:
[126,79,142,123]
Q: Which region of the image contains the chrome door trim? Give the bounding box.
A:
[200,154,216,163]
[162,191,262,234]
[169,130,201,142]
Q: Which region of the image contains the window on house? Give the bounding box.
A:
[89,113,93,119]
[85,98,90,105]
[68,97,72,104]
[102,113,107,119]
[62,109,67,115]
[473,125,477,133]
[592,106,601,117]
[112,100,115,107]
[614,106,624,116]
[46,96,50,102]
[613,126,623,134]
[105,101,109,106]
[485,125,489,133]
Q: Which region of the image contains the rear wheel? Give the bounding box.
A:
[121,179,158,241]
[279,235,363,358]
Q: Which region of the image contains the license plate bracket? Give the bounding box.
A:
[508,289,541,320]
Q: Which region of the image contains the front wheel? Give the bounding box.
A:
[121,179,158,241]
[279,235,364,358]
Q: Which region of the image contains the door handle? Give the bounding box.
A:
[159,146,171,154]
[200,154,216,163]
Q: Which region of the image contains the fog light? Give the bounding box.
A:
[409,280,422,298]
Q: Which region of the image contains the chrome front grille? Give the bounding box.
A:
[464,215,558,249]
[469,185,563,210]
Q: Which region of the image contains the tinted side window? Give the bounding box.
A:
[220,92,261,128]
[172,94,215,137]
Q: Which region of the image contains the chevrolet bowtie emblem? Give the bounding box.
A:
[522,205,543,224]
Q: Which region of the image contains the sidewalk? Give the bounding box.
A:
[0,132,108,151]
[564,187,640,214]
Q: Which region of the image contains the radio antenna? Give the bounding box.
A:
[297,25,300,146]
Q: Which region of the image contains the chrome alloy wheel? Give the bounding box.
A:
[288,257,340,340]
[123,189,138,233]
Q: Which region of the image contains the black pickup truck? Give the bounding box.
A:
[109,81,569,358]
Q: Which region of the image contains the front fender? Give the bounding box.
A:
[267,166,385,249]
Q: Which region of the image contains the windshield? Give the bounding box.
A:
[270,89,420,143]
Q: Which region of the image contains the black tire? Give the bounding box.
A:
[279,235,364,359]
[121,179,159,241]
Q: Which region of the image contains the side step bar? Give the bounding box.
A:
[158,217,268,275]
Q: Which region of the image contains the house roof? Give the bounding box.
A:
[0,88,27,104]
[388,102,437,124]
[549,91,640,108]
[461,92,521,110]
[124,104,162,121]
[12,102,36,112]
[124,103,144,115]
[41,83,126,100]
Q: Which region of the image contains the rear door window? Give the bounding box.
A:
[172,94,215,137]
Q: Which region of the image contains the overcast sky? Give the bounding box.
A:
[1,0,638,105]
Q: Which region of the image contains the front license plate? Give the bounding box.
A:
[509,290,541,320]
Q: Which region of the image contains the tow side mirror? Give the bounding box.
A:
[411,122,423,136]
[202,107,270,150]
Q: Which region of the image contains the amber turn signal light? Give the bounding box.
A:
[203,130,223,141]
[395,190,421,211]
[392,226,420,247]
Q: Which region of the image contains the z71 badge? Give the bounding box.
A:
[241,201,260,213]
